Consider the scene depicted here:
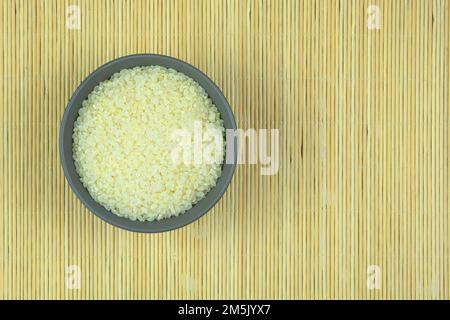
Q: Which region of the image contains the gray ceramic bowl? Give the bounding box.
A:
[60,54,237,233]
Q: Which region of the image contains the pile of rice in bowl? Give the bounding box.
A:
[72,66,225,221]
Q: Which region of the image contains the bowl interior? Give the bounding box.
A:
[60,54,237,233]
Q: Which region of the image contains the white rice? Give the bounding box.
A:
[72,66,224,221]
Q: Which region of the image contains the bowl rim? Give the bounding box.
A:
[59,53,237,233]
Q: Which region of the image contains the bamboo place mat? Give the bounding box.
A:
[0,0,449,300]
